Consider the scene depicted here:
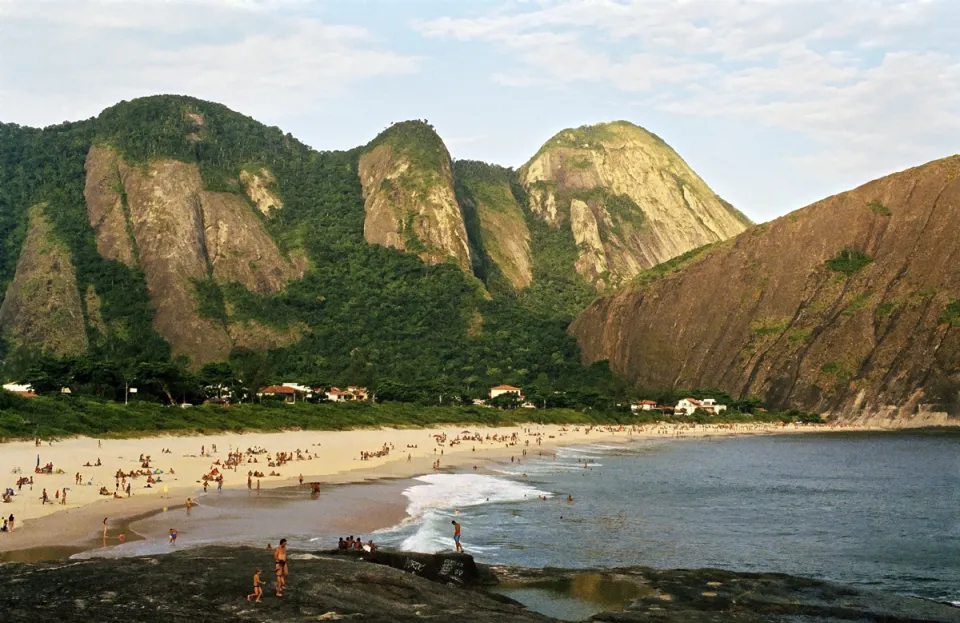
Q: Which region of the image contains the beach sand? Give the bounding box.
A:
[0,421,873,556]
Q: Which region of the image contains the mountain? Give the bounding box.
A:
[358,121,472,272]
[518,121,750,288]
[0,95,750,403]
[570,157,960,418]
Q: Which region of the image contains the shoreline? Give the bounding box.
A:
[0,421,904,558]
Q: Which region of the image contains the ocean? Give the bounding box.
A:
[373,431,960,606]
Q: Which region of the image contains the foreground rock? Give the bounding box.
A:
[495,565,960,622]
[0,546,548,623]
[1,547,957,622]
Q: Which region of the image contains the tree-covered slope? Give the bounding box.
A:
[0,95,619,403]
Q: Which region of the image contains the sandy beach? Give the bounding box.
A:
[0,421,876,555]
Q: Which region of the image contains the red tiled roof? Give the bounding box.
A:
[491,385,521,391]
[261,385,296,394]
[639,400,657,405]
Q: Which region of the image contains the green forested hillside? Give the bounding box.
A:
[0,95,619,405]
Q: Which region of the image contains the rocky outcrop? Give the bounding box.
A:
[3,547,956,623]
[0,204,88,356]
[83,146,303,365]
[520,121,750,288]
[494,565,960,622]
[84,145,136,266]
[455,161,533,289]
[359,122,472,272]
[571,156,960,418]
[0,547,551,623]
[240,168,283,216]
[228,319,306,351]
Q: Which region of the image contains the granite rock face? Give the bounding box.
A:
[0,204,89,357]
[82,146,303,366]
[571,156,960,418]
[358,122,473,273]
[519,121,749,288]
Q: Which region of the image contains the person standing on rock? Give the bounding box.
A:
[452,520,463,553]
[274,538,288,596]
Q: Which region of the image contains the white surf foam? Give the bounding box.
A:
[379,473,552,554]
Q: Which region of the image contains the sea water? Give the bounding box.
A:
[374,432,960,606]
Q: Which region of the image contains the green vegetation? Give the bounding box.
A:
[0,96,626,410]
[787,329,810,345]
[632,243,716,288]
[825,248,873,276]
[193,278,228,323]
[0,392,821,439]
[867,200,892,216]
[874,302,895,320]
[820,361,852,382]
[751,318,790,337]
[842,291,872,316]
[939,299,960,327]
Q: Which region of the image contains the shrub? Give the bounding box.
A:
[825,249,872,276]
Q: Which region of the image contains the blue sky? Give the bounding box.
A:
[1,0,957,222]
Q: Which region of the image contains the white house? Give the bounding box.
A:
[326,387,354,402]
[489,385,523,400]
[699,398,727,414]
[631,399,658,413]
[3,383,33,393]
[675,397,727,416]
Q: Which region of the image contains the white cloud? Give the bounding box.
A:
[0,0,421,126]
[416,0,960,179]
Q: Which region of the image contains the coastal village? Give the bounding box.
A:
[3,381,735,417]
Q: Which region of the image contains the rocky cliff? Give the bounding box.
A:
[84,145,304,366]
[571,157,960,418]
[520,122,750,288]
[0,204,88,357]
[455,161,533,289]
[359,121,473,272]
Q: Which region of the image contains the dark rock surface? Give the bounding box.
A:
[0,546,549,623]
[1,547,958,622]
[494,565,960,623]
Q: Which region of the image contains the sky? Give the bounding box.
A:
[1,0,957,222]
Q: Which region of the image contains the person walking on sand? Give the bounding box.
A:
[247,568,264,603]
[452,520,463,553]
[169,528,177,545]
[8,514,14,532]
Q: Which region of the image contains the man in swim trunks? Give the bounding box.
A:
[274,538,288,595]
[451,520,463,553]
[169,528,177,544]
